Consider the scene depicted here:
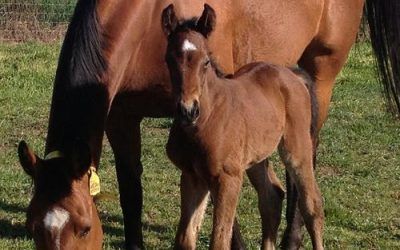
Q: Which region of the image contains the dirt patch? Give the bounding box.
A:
[0,1,73,42]
[317,165,342,177]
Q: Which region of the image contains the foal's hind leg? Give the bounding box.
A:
[175,171,209,250]
[278,137,324,250]
[247,159,285,250]
[106,103,144,250]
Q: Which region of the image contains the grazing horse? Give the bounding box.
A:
[164,5,323,249]
[17,0,399,249]
[18,141,103,250]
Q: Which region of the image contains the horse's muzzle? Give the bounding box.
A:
[176,100,200,126]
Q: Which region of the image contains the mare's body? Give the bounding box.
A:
[17,0,400,249]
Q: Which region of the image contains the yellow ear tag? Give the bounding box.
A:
[89,166,101,196]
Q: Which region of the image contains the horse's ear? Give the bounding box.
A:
[70,139,92,178]
[196,4,216,38]
[162,4,178,36]
[18,141,38,177]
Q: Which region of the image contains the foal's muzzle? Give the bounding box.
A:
[176,100,200,126]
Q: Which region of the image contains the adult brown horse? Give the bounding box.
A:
[17,0,400,249]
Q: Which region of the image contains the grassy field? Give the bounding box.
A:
[0,42,399,249]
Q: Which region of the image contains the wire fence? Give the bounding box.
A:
[0,0,76,42]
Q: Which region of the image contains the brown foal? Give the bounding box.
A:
[163,5,323,250]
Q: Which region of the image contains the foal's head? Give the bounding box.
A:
[18,141,102,250]
[162,4,216,126]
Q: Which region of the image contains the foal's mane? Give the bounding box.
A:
[171,19,227,78]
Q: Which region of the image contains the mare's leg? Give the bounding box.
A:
[247,159,285,250]
[106,103,143,250]
[282,2,364,248]
[298,0,364,132]
[174,171,209,250]
[231,218,246,250]
[210,171,243,250]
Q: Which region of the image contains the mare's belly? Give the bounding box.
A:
[111,89,175,117]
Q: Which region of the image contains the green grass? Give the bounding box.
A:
[0,42,399,249]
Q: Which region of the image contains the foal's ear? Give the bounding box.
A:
[70,139,92,178]
[18,141,38,177]
[196,4,216,38]
[162,4,178,36]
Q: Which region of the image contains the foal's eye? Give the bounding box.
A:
[78,226,91,238]
[204,59,211,68]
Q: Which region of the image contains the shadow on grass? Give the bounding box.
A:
[0,200,26,214]
[0,219,29,240]
[101,213,172,248]
[0,200,30,239]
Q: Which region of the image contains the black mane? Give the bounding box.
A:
[58,0,107,87]
[46,0,109,153]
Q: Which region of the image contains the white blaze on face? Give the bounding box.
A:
[182,39,197,52]
[43,208,70,249]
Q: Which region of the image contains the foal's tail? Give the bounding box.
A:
[290,67,319,166]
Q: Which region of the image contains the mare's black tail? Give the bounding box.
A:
[365,0,400,116]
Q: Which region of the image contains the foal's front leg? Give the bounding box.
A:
[175,171,209,250]
[210,171,243,250]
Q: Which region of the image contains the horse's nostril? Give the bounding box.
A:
[192,102,200,119]
[194,107,200,118]
[177,102,187,116]
[176,101,199,125]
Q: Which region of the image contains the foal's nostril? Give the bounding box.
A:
[176,101,200,125]
[191,101,200,119]
[177,102,187,117]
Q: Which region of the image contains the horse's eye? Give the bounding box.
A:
[78,226,91,238]
[204,59,210,68]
